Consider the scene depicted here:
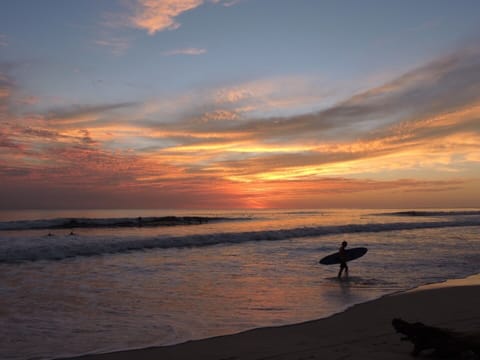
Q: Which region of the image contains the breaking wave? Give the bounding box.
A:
[377,210,480,217]
[0,216,247,231]
[1,219,479,264]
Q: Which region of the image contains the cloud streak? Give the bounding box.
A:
[125,46,480,190]
[203,47,480,143]
[94,36,132,55]
[1,46,480,208]
[45,102,138,126]
[162,47,207,56]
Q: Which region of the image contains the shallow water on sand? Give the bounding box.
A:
[0,209,479,359]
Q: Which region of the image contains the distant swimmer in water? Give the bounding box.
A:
[337,241,349,279]
[69,231,76,236]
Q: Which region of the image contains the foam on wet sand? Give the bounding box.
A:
[64,274,480,360]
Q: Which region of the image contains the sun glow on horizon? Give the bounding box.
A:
[1,1,480,209]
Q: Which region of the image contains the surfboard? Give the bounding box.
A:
[319,247,368,265]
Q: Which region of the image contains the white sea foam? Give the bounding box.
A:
[375,210,480,217]
[0,215,245,231]
[0,209,479,360]
[1,218,479,263]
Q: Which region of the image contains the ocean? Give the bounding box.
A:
[0,208,479,360]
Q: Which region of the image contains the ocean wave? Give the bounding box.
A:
[0,216,248,231]
[376,210,480,217]
[1,219,479,264]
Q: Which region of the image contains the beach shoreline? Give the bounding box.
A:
[62,274,480,360]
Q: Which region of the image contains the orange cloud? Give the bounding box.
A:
[2,47,480,209]
[130,0,204,34]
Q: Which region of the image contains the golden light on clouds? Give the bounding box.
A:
[1,44,480,209]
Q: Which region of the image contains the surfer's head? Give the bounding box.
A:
[341,241,347,247]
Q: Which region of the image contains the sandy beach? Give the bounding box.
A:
[65,276,480,360]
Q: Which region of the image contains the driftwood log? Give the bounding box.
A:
[392,318,480,358]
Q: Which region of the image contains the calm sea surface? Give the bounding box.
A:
[0,209,479,360]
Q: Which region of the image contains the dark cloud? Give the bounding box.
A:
[0,131,23,150]
[78,129,97,145]
[21,127,59,139]
[0,164,31,177]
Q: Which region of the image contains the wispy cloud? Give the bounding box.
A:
[162,47,207,56]
[191,47,480,141]
[94,36,131,55]
[135,75,330,132]
[109,0,239,35]
[219,0,242,7]
[98,0,237,55]
[210,0,242,6]
[45,102,138,126]
[1,46,480,208]
[133,47,480,184]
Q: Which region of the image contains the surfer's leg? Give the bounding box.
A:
[338,262,347,278]
[345,264,349,278]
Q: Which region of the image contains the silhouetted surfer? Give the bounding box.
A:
[338,241,349,279]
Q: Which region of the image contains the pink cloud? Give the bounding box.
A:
[118,0,239,34]
[130,0,204,34]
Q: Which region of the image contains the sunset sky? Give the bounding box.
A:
[1,0,480,209]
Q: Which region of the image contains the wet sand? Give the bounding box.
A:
[64,276,480,360]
